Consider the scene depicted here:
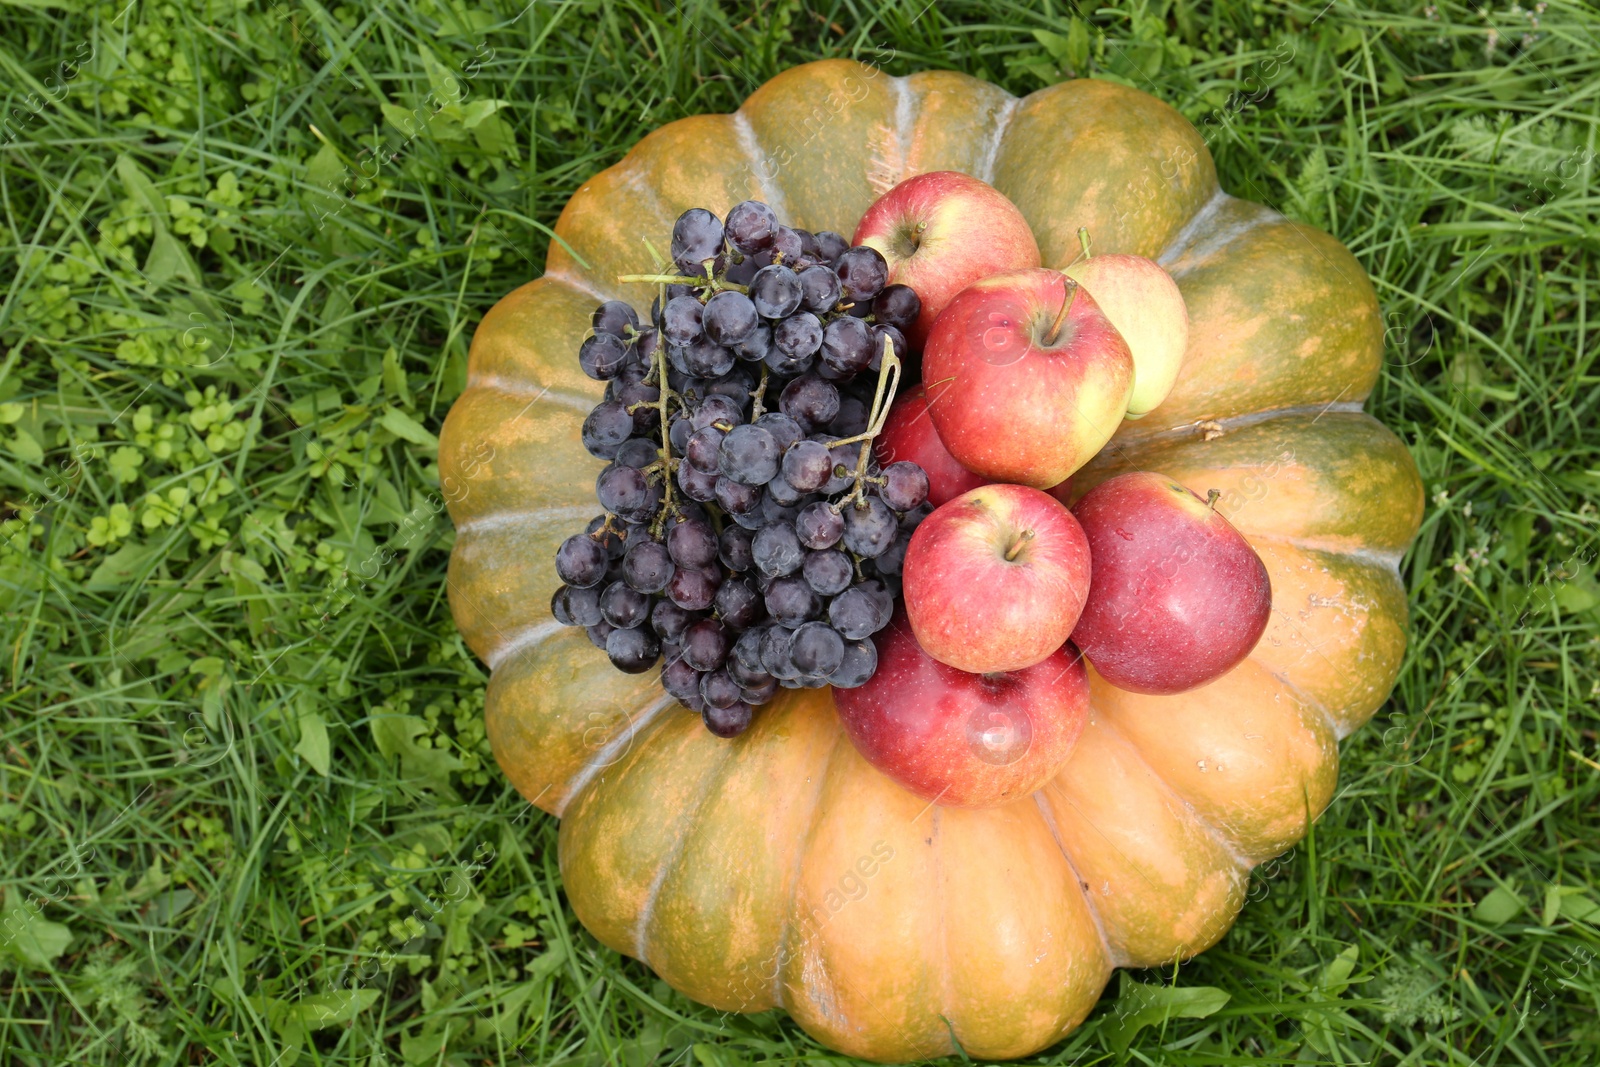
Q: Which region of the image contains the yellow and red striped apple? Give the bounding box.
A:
[1063,253,1188,418]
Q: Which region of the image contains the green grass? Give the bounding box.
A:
[0,0,1596,1064]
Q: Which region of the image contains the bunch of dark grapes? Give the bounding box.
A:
[548,201,932,738]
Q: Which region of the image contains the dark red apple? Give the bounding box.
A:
[902,484,1090,674]
[852,171,1040,346]
[877,386,1077,509]
[834,610,1090,807]
[1070,471,1271,694]
[923,269,1134,488]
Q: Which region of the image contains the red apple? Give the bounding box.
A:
[877,385,1076,508]
[1063,253,1188,418]
[1070,471,1271,694]
[834,610,1090,807]
[876,384,987,507]
[902,484,1090,674]
[852,171,1040,346]
[923,269,1134,488]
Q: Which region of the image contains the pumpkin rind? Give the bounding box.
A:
[440,59,1425,1063]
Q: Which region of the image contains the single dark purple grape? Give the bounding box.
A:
[718,424,780,486]
[651,599,695,641]
[740,677,779,705]
[780,374,841,428]
[592,300,640,338]
[714,475,762,516]
[880,461,931,512]
[841,496,897,558]
[764,477,803,512]
[725,200,778,254]
[703,290,759,345]
[874,530,911,576]
[683,338,736,377]
[733,625,768,672]
[814,231,849,265]
[621,540,675,594]
[551,585,578,625]
[899,500,935,531]
[672,208,724,275]
[752,522,804,578]
[871,284,920,329]
[719,525,754,572]
[667,566,721,611]
[828,396,869,438]
[611,438,655,470]
[869,324,906,373]
[734,323,773,363]
[599,581,650,629]
[764,575,821,626]
[693,393,745,431]
[820,316,874,378]
[699,668,744,710]
[791,622,845,676]
[661,295,705,346]
[827,586,883,641]
[585,515,627,559]
[724,254,758,287]
[555,534,608,588]
[714,578,765,629]
[769,226,803,265]
[685,426,726,474]
[828,637,878,688]
[754,411,804,453]
[836,246,889,304]
[677,462,719,502]
[772,312,823,361]
[579,333,629,380]
[703,701,753,738]
[760,625,799,679]
[795,501,844,549]
[661,656,703,702]
[781,440,834,493]
[563,584,603,626]
[681,618,729,671]
[823,441,861,495]
[749,265,803,319]
[802,549,854,596]
[581,400,634,459]
[666,519,718,569]
[669,414,694,453]
[606,625,660,673]
[586,620,616,649]
[596,465,661,523]
[797,264,842,314]
[794,228,822,264]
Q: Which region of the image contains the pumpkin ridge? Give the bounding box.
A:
[977,94,1021,185]
[545,265,611,304]
[559,691,676,819]
[1054,715,1257,877]
[930,805,956,1056]
[1157,190,1267,270]
[483,619,565,672]
[1029,790,1120,965]
[731,110,792,223]
[451,502,595,537]
[773,724,850,1012]
[462,373,597,413]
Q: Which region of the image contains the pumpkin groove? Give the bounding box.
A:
[443,59,1424,1060]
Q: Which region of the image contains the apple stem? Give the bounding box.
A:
[1004,529,1035,562]
[1043,278,1079,347]
[1077,227,1092,260]
[1206,488,1221,511]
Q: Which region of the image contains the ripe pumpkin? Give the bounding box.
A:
[439,60,1422,1062]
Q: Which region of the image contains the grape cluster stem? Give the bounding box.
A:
[828,335,902,511]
